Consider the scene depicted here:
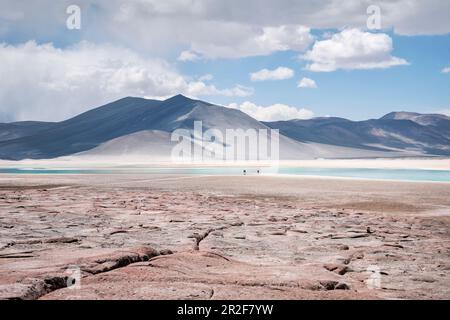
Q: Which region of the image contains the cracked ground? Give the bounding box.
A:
[0,174,449,299]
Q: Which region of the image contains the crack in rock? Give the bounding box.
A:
[190,229,214,251]
[0,276,68,300]
[0,246,168,300]
[189,222,243,251]
[80,247,160,274]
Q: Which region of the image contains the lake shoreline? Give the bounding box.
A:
[1,158,450,170]
[1,158,450,183]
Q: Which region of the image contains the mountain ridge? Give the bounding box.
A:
[0,95,449,160]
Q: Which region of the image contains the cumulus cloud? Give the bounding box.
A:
[187,24,314,59]
[0,41,253,122]
[297,77,317,89]
[187,82,254,97]
[250,67,294,81]
[442,67,450,74]
[303,29,409,72]
[178,50,200,62]
[2,0,449,54]
[1,1,448,63]
[226,101,314,121]
[198,74,214,81]
[129,0,450,36]
[379,0,450,35]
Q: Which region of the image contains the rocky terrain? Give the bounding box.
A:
[0,174,449,299]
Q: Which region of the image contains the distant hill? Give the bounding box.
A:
[264,112,450,156]
[381,112,450,139]
[0,95,448,160]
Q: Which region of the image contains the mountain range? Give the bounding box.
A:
[0,94,449,160]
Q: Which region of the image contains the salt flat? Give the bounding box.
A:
[0,173,449,299]
[1,158,450,170]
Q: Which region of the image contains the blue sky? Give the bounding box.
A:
[178,32,450,120]
[0,0,449,122]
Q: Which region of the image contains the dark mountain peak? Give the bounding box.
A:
[159,94,216,117]
[113,96,150,103]
[164,94,195,103]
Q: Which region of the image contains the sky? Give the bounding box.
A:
[0,0,449,122]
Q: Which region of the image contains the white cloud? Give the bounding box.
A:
[379,0,450,35]
[1,1,449,60]
[187,82,254,97]
[303,29,409,72]
[0,41,253,122]
[188,24,314,59]
[226,101,314,121]
[442,67,450,74]
[250,67,294,81]
[178,50,200,62]
[297,77,317,89]
[198,74,213,81]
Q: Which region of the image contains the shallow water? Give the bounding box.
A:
[1,166,450,182]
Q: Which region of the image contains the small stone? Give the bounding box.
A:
[335,283,350,290]
[109,229,128,236]
[320,280,339,290]
[270,229,287,235]
[336,266,350,275]
[290,229,308,234]
[324,264,349,275]
[45,237,80,244]
[437,263,450,271]
[412,276,436,283]
[323,264,339,272]
[159,249,174,255]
